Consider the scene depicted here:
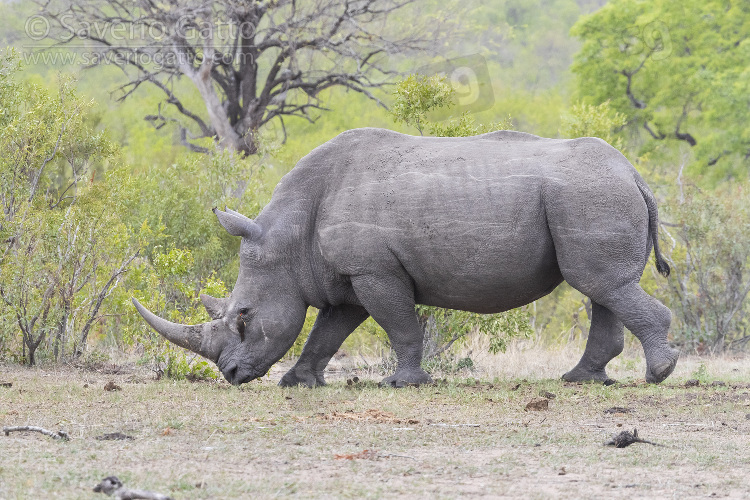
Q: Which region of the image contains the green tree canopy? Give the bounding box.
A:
[571,0,750,179]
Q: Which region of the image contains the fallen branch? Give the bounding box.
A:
[3,425,69,440]
[428,423,481,428]
[93,476,172,500]
[380,452,417,460]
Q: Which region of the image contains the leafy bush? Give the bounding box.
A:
[0,50,138,364]
[661,187,750,352]
[560,101,627,150]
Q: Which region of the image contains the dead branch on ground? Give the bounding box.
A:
[3,425,70,440]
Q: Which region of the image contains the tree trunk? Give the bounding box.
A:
[54,307,69,361]
[26,339,37,366]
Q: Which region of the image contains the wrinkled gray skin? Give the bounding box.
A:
[133,128,679,388]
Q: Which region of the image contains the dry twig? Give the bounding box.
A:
[3,425,69,440]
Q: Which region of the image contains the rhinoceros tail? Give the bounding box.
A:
[636,178,670,277]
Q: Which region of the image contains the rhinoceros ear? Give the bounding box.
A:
[213,207,262,240]
[200,293,227,320]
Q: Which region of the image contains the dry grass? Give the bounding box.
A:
[1,347,749,499]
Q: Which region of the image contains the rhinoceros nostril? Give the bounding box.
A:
[224,364,239,384]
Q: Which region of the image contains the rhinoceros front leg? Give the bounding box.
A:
[562,301,624,384]
[351,274,433,387]
[279,304,369,388]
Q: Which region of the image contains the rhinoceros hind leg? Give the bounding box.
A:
[279,304,369,388]
[597,283,679,384]
[562,302,623,384]
[351,274,433,388]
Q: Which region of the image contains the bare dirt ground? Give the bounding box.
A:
[1,347,749,499]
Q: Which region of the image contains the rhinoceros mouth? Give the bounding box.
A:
[218,359,262,386]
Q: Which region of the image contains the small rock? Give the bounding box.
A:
[525,398,549,411]
[352,376,359,383]
[347,379,353,386]
[685,379,700,387]
[745,414,750,420]
[104,381,121,392]
[558,466,567,476]
[540,391,556,399]
[710,381,726,387]
[95,432,134,441]
[604,407,631,414]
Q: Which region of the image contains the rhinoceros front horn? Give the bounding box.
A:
[131,298,229,363]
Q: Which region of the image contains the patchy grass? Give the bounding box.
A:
[0,351,749,499]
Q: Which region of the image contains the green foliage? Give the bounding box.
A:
[0,50,136,364]
[660,187,750,352]
[428,111,513,138]
[166,355,218,382]
[560,101,627,150]
[124,148,268,282]
[690,362,710,384]
[571,0,750,180]
[391,75,455,135]
[391,75,512,138]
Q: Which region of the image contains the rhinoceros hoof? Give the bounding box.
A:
[561,366,615,385]
[645,348,679,384]
[380,369,433,388]
[279,367,324,388]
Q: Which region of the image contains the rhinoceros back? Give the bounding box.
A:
[274,128,646,314]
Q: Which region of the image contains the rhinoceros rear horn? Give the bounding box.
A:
[200,293,227,320]
[132,298,227,362]
[213,207,262,240]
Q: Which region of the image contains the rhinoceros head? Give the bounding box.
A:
[132,208,306,385]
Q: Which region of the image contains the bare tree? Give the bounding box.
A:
[35,0,442,154]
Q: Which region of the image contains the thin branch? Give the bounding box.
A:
[75,249,140,358]
[3,426,70,440]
